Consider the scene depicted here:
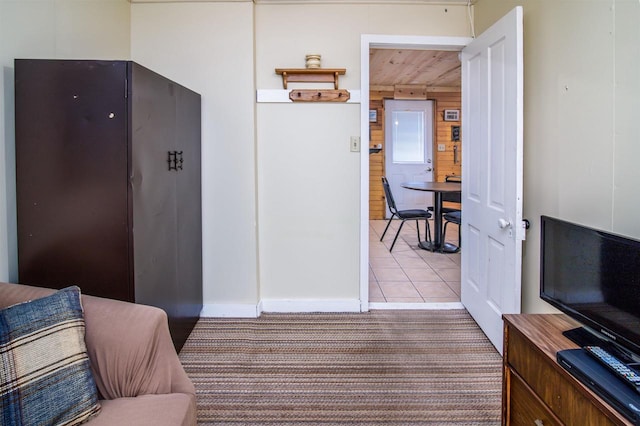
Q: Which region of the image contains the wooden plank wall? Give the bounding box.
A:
[368,90,461,220]
[369,96,386,220]
[433,92,462,182]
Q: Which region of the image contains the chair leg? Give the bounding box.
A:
[425,219,432,243]
[442,220,461,252]
[442,221,450,253]
[390,220,406,251]
[416,219,432,245]
[380,213,397,242]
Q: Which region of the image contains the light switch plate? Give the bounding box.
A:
[437,144,446,152]
[350,136,360,152]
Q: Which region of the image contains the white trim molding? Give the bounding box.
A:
[255,0,474,4]
[260,298,361,313]
[359,34,472,312]
[131,0,473,3]
[369,302,465,310]
[130,0,250,2]
[201,303,262,318]
[200,298,363,317]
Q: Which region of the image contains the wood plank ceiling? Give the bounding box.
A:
[369,49,461,91]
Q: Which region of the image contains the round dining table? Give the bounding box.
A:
[400,181,461,253]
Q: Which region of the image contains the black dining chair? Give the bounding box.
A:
[380,176,432,252]
[427,175,461,251]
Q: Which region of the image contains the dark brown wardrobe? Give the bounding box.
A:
[14,59,202,351]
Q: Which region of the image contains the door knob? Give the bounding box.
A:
[425,167,433,172]
[498,218,512,229]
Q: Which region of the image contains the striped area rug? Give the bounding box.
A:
[179,309,502,425]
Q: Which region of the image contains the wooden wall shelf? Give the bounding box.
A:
[275,68,346,89]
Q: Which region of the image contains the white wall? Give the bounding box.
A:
[257,103,361,303]
[254,3,470,309]
[474,0,640,313]
[612,0,640,234]
[131,2,259,312]
[0,0,130,282]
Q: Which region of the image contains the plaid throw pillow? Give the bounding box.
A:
[0,286,101,425]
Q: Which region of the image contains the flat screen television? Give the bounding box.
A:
[540,215,640,360]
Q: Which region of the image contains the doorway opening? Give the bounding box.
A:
[360,7,525,354]
[359,35,473,312]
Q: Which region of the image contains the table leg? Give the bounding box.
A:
[418,191,459,253]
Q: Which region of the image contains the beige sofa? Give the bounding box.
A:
[0,282,197,426]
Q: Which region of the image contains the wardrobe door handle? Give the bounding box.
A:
[168,151,184,171]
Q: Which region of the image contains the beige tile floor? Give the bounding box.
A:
[369,219,461,304]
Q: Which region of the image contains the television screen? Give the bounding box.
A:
[540,216,640,357]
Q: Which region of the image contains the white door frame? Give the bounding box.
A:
[359,35,473,311]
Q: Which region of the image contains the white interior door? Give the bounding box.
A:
[460,6,524,354]
[384,100,434,216]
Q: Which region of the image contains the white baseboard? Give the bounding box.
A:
[200,300,460,317]
[368,302,464,310]
[260,298,362,313]
[201,299,362,317]
[200,303,261,318]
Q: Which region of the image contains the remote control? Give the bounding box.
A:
[584,345,640,394]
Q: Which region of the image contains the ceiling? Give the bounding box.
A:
[369,48,461,90]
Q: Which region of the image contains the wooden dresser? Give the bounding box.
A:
[502,314,632,425]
